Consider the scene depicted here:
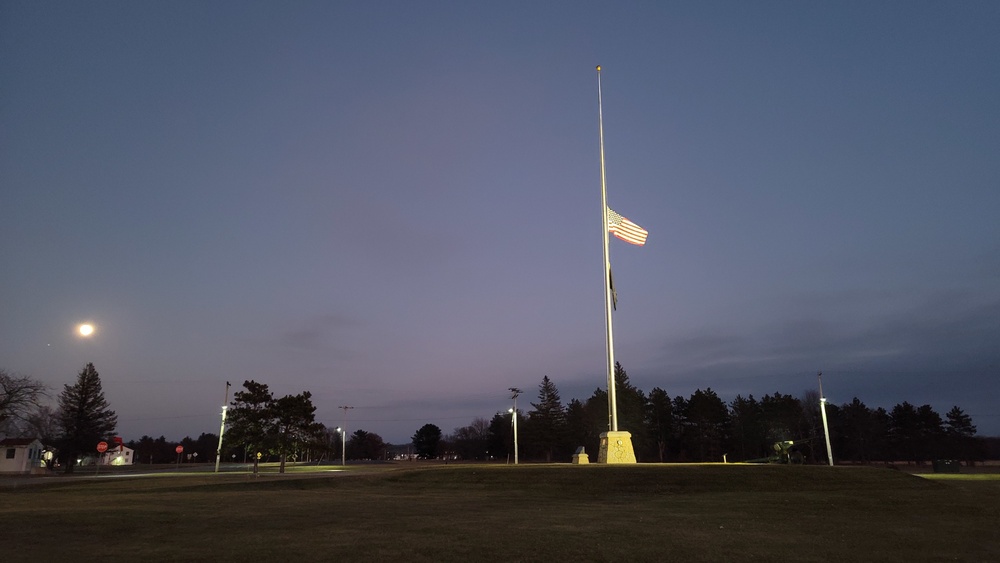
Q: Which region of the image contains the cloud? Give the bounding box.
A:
[277,314,362,355]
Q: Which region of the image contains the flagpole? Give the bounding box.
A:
[597,65,618,433]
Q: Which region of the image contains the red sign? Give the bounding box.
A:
[96,441,108,453]
[175,445,184,454]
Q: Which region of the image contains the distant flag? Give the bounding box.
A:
[609,268,618,310]
[607,207,648,246]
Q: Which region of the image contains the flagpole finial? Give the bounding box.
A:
[596,65,601,72]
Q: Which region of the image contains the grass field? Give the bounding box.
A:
[2,463,998,562]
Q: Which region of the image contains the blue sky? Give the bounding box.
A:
[3,2,998,443]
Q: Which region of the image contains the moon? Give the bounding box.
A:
[78,324,94,337]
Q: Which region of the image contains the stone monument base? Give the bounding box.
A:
[598,431,637,464]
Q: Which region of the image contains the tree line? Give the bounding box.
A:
[419,363,991,464]
[4,364,994,469]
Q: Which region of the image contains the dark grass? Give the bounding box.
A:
[2,463,999,562]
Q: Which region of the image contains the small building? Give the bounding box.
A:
[0,437,47,474]
[99,445,135,466]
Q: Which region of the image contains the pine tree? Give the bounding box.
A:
[273,391,322,473]
[56,363,117,473]
[945,406,976,437]
[526,375,567,462]
[646,387,674,462]
[227,380,275,457]
[411,423,443,459]
[612,362,650,458]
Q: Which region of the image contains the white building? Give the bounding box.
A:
[0,437,47,474]
[99,445,135,466]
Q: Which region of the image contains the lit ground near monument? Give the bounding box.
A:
[2,463,998,562]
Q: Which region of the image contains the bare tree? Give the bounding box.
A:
[0,369,48,435]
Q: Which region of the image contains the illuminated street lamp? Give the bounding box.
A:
[818,372,834,466]
[335,427,346,467]
[509,387,521,465]
[215,382,231,473]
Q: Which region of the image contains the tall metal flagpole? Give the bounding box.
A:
[597,65,618,433]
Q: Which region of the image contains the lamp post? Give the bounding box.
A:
[335,427,346,467]
[215,381,231,473]
[818,372,834,467]
[509,387,521,465]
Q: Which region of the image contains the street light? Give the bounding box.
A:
[335,427,346,467]
[215,381,231,473]
[818,372,834,467]
[509,387,521,465]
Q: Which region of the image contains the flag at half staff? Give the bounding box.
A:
[607,208,648,246]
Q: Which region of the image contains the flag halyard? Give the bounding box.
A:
[607,207,648,246]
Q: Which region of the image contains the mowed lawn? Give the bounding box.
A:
[2,463,998,562]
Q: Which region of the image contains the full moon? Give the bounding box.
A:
[78,324,94,337]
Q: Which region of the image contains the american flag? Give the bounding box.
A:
[607,208,648,246]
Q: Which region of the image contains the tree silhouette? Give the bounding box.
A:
[450,417,490,460]
[56,363,117,473]
[411,423,442,459]
[646,387,675,462]
[227,380,275,459]
[680,388,729,462]
[348,429,386,460]
[273,392,322,472]
[1,369,47,435]
[525,376,567,462]
[728,394,765,461]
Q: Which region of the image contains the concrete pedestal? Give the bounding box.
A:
[598,431,637,464]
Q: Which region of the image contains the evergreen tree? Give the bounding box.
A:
[56,363,117,473]
[525,375,567,461]
[348,429,386,460]
[945,406,976,437]
[889,402,920,462]
[728,394,765,461]
[682,388,729,462]
[944,406,978,463]
[915,404,945,461]
[411,423,443,459]
[273,392,322,472]
[227,380,275,459]
[564,398,590,455]
[611,363,650,459]
[583,388,609,456]
[837,398,875,462]
[646,387,674,462]
[759,393,807,443]
[487,411,511,460]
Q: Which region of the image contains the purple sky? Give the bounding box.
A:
[3,2,999,443]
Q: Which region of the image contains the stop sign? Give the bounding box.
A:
[96,441,108,453]
[175,445,184,454]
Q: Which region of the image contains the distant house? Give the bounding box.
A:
[0,438,47,474]
[99,445,135,466]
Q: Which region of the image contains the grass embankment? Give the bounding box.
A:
[2,463,998,562]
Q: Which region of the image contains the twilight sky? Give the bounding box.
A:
[3,2,999,443]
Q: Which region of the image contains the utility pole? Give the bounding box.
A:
[214,381,231,473]
[508,388,521,465]
[818,372,834,467]
[338,405,354,465]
